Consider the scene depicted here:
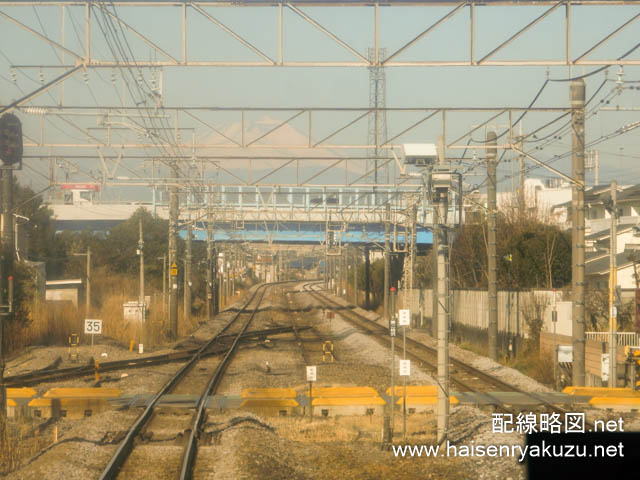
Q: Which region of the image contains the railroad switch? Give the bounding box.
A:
[68,334,80,363]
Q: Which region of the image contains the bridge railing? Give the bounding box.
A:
[217,186,427,214]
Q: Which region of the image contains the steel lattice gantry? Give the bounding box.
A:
[1,0,639,190]
[2,1,640,69]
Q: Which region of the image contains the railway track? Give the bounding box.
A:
[99,282,276,480]
[4,326,309,388]
[285,285,337,365]
[303,282,594,429]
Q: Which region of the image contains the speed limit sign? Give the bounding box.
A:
[84,319,103,335]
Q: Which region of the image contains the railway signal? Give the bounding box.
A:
[0,113,23,168]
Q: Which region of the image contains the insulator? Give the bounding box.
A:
[39,69,44,84]
[111,69,116,84]
[10,67,16,83]
[83,70,89,84]
[137,71,143,84]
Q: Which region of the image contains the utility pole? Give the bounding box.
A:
[340,248,346,297]
[213,245,219,315]
[184,221,192,323]
[518,125,525,213]
[168,163,179,340]
[0,113,21,414]
[384,203,391,321]
[433,136,453,445]
[85,247,91,319]
[487,131,498,361]
[352,246,358,305]
[221,252,227,308]
[157,255,167,328]
[206,196,214,321]
[432,217,439,338]
[73,246,91,318]
[138,217,144,346]
[571,79,586,387]
[609,180,618,387]
[0,167,14,415]
[364,246,371,308]
[409,203,417,320]
[323,249,328,290]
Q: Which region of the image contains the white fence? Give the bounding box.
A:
[585,331,640,347]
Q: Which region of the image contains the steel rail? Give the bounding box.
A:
[98,282,271,480]
[305,283,594,429]
[4,325,310,388]
[178,284,270,479]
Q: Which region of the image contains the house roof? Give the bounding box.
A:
[585,251,608,263]
[554,183,639,210]
[618,184,640,202]
[585,223,637,241]
[585,249,640,276]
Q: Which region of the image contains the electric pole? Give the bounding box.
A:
[384,203,391,321]
[138,217,144,346]
[73,247,91,318]
[432,216,439,338]
[487,131,498,361]
[409,203,417,320]
[184,221,192,323]
[571,79,586,387]
[518,125,525,213]
[0,168,14,415]
[434,136,451,445]
[340,248,346,297]
[206,196,214,320]
[168,163,179,340]
[609,180,618,386]
[352,246,358,305]
[86,247,91,319]
[158,255,167,329]
[0,113,22,414]
[364,246,371,308]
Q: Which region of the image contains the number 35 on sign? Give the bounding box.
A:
[84,319,103,335]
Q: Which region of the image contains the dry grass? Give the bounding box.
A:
[0,416,51,475]
[506,348,555,387]
[270,413,434,443]
[6,269,209,354]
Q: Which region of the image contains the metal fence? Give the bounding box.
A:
[585,331,640,347]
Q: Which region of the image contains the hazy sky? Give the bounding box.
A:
[1,1,639,194]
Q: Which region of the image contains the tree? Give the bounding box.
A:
[12,181,57,270]
[449,197,571,290]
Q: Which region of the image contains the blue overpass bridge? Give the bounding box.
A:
[48,186,435,248]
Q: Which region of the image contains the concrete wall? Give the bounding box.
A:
[399,288,563,338]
